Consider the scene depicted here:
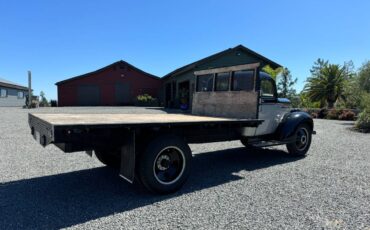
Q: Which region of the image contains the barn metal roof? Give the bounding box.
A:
[55,60,160,85]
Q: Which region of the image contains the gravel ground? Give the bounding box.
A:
[0,107,369,230]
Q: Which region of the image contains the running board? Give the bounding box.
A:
[250,140,290,148]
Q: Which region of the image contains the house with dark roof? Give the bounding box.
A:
[55,45,281,108]
[56,60,161,106]
[161,45,281,108]
[0,77,29,107]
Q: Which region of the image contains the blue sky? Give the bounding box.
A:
[1,0,369,100]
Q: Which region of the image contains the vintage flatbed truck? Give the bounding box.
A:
[29,63,314,194]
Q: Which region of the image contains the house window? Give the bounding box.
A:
[18,91,24,99]
[196,74,214,92]
[215,72,230,91]
[0,88,7,97]
[232,70,255,91]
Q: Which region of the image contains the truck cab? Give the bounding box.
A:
[193,64,314,155]
[256,72,291,136]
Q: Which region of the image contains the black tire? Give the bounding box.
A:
[94,149,120,168]
[286,123,312,156]
[240,137,255,149]
[138,135,192,194]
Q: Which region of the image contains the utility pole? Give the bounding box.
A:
[28,71,32,109]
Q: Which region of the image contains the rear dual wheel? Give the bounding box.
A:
[138,135,192,194]
[94,149,120,168]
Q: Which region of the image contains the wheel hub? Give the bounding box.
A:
[300,136,307,144]
[153,147,185,185]
[296,127,309,151]
[157,155,170,170]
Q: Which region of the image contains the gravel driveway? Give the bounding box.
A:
[0,107,369,229]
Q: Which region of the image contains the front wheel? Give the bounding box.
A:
[138,135,192,194]
[240,137,256,149]
[286,124,312,156]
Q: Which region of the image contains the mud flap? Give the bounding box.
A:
[119,130,136,183]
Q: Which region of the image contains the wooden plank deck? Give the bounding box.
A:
[30,113,255,126]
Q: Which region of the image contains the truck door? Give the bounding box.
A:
[255,76,289,136]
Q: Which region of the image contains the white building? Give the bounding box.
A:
[0,77,29,107]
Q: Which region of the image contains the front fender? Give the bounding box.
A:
[276,111,313,141]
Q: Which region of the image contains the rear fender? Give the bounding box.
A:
[276,111,313,141]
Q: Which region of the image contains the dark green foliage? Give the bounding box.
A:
[318,108,328,119]
[39,91,49,107]
[355,109,370,131]
[304,59,353,108]
[289,95,301,108]
[277,67,297,98]
[50,100,58,107]
[339,110,355,120]
[326,109,340,119]
[262,65,282,81]
[135,94,158,107]
[310,112,318,118]
[358,61,370,92]
[355,93,370,131]
[338,78,362,109]
[299,92,322,108]
[305,61,347,108]
[303,108,357,120]
[137,94,154,102]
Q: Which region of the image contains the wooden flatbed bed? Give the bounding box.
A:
[29,113,263,149]
[30,113,259,126]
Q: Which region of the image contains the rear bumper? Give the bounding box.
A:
[29,114,54,147]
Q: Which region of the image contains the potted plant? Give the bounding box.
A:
[179,88,189,110]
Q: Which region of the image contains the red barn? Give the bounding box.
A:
[56,60,161,106]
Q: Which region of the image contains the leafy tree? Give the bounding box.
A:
[277,67,297,98]
[304,59,352,108]
[262,65,283,81]
[299,92,322,108]
[39,91,49,107]
[355,92,370,131]
[309,58,329,77]
[338,77,362,109]
[357,61,370,92]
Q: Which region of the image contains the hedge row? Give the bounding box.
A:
[301,108,360,121]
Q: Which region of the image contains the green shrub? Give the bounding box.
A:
[137,94,154,102]
[50,100,58,107]
[339,110,355,120]
[135,94,158,107]
[360,92,370,110]
[355,109,370,130]
[325,109,341,119]
[355,92,370,131]
[317,108,328,119]
[311,112,318,118]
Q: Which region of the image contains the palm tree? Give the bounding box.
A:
[304,64,347,108]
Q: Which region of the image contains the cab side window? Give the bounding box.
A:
[232,70,254,91]
[260,79,276,102]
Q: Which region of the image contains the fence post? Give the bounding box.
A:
[28,71,32,109]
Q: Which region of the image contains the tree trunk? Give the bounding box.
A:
[327,100,335,109]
